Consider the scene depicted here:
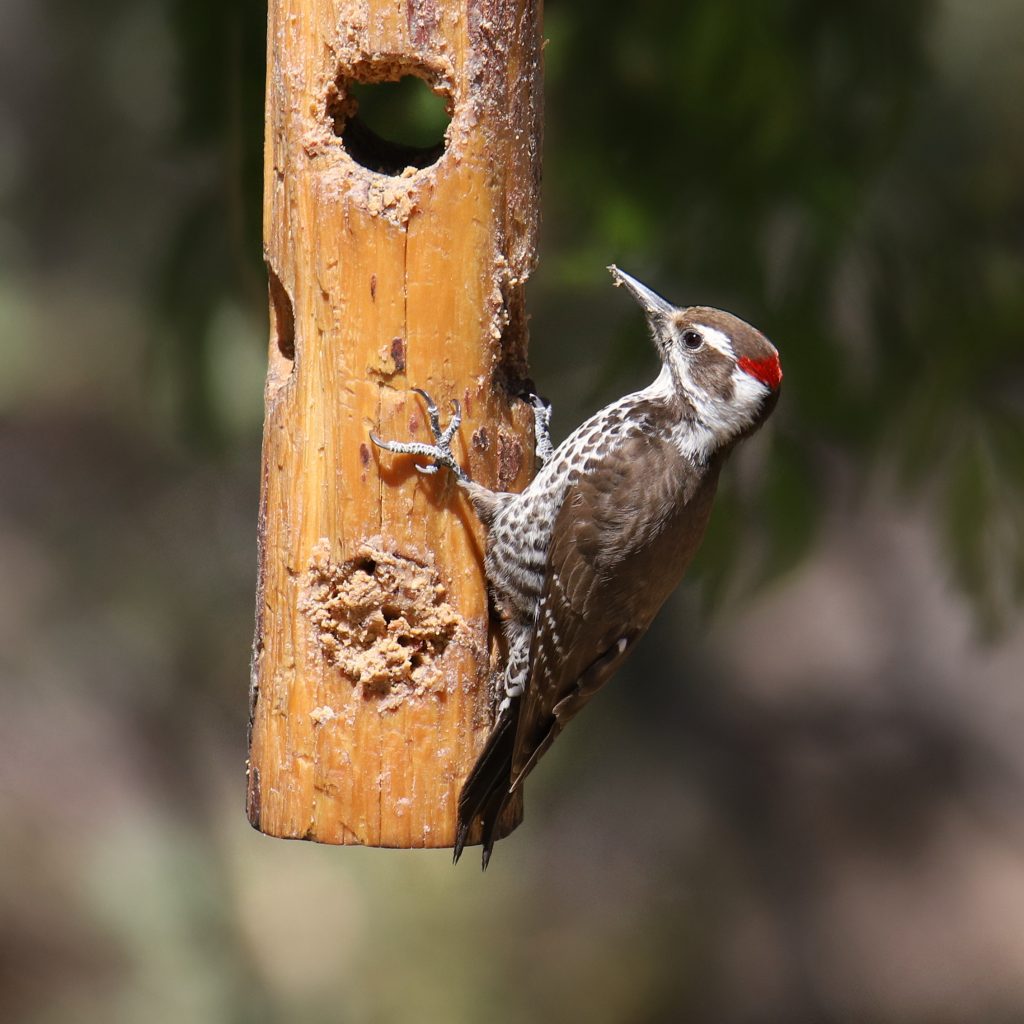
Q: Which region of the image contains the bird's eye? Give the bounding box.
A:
[682,329,703,350]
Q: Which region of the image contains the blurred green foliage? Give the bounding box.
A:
[147,0,1024,627]
[540,0,1024,628]
[3,4,1024,1023]
[83,0,1008,631]
[348,77,451,149]
[157,0,266,447]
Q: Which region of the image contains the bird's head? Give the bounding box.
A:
[609,265,781,446]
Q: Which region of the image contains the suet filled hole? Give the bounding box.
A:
[300,544,467,708]
[329,68,451,176]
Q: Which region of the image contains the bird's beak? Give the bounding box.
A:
[607,265,675,320]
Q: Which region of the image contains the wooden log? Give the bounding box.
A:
[247,0,543,849]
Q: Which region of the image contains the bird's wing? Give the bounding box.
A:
[509,428,713,786]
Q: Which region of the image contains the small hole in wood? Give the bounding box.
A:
[267,265,295,361]
[329,69,450,176]
[358,558,377,575]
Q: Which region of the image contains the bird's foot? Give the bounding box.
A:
[370,388,467,481]
[523,391,554,467]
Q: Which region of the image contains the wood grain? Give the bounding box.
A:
[247,0,543,848]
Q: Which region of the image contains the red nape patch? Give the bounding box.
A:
[738,354,782,391]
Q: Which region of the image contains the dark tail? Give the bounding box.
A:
[453,707,516,868]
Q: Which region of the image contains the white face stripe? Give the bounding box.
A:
[729,364,770,415]
[692,323,735,359]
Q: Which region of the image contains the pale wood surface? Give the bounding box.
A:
[247,0,542,848]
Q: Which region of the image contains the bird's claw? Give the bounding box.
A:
[412,387,442,438]
[370,389,467,481]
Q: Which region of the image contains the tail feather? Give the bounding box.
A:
[453,706,517,867]
[479,788,512,870]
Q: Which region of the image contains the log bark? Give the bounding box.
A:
[247,0,543,848]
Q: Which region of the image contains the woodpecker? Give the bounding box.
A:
[371,266,782,867]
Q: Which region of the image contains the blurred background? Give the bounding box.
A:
[2,0,1024,1021]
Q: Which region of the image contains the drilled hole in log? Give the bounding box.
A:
[267,264,295,361]
[328,65,451,176]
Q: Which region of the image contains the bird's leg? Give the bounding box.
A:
[527,393,554,468]
[370,388,467,482]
